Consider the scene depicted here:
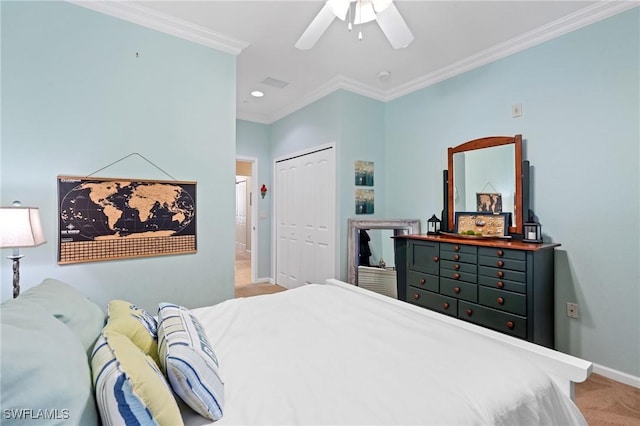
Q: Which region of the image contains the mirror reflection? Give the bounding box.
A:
[347,219,421,290]
[453,144,516,226]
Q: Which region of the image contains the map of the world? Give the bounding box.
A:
[58,176,196,264]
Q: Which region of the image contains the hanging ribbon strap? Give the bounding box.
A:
[86,153,177,181]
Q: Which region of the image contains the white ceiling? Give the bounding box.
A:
[73,1,637,124]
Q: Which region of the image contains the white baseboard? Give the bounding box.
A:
[254,277,272,284]
[593,363,640,389]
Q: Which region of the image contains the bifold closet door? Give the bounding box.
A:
[275,147,335,289]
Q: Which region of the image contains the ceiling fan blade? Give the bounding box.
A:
[375,3,414,49]
[295,4,337,50]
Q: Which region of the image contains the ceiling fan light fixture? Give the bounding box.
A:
[326,0,350,21]
[372,0,393,13]
[353,0,376,25]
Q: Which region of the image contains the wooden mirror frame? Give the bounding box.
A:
[447,135,523,235]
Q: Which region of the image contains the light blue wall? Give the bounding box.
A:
[385,9,639,377]
[269,90,385,279]
[1,1,237,311]
[236,119,271,280]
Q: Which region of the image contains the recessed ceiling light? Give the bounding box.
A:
[251,90,264,98]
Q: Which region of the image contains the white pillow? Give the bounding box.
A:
[157,303,224,421]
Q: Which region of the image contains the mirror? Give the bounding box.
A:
[347,219,421,286]
[447,135,523,235]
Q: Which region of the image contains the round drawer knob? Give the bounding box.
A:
[454,264,460,270]
[466,309,473,316]
[454,245,460,251]
[413,293,420,300]
[497,281,504,289]
[453,273,460,280]
[497,271,504,278]
[497,250,504,257]
[443,302,450,310]
[419,278,425,285]
[497,260,504,267]
[506,321,515,330]
[454,286,461,294]
[497,297,505,305]
[454,254,460,261]
[433,256,439,263]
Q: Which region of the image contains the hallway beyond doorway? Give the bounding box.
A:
[235,245,285,298]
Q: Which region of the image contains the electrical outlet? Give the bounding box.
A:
[512,103,522,118]
[567,302,579,319]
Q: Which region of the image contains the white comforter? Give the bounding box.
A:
[184,283,586,425]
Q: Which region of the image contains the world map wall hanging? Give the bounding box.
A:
[57,176,197,264]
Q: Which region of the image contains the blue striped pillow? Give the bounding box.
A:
[157,303,224,421]
[91,329,183,426]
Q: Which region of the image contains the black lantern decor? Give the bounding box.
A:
[427,214,441,235]
[523,220,542,243]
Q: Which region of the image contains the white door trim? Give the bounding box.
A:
[236,155,258,284]
[272,143,337,286]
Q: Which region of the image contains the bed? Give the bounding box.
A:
[0,278,591,425]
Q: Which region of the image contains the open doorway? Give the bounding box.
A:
[235,159,255,287]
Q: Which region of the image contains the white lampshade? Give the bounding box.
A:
[0,207,47,248]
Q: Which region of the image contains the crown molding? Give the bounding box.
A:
[66,1,249,55]
[266,1,637,124]
[236,110,272,125]
[267,75,388,123]
[384,1,639,102]
[65,1,638,124]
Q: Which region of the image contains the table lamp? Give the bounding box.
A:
[0,202,47,298]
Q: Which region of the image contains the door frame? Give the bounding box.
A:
[236,155,258,284]
[272,143,337,286]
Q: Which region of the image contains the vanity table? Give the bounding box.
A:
[394,135,559,348]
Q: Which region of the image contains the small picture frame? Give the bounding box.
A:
[476,192,502,213]
[355,161,374,186]
[454,212,509,237]
[355,189,374,214]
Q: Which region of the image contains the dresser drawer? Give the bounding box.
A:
[441,243,477,255]
[441,278,478,303]
[407,270,439,292]
[440,260,476,274]
[408,241,439,275]
[478,276,526,294]
[459,302,527,339]
[439,267,477,284]
[478,266,526,283]
[478,247,525,261]
[440,250,477,264]
[408,287,458,316]
[479,287,526,316]
[478,255,526,272]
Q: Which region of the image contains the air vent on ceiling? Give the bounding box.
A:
[261,77,289,89]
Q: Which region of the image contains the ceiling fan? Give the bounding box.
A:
[295,0,414,50]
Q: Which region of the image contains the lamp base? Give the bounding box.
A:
[8,255,23,298]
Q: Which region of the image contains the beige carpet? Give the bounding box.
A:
[575,373,640,425]
[234,246,285,298]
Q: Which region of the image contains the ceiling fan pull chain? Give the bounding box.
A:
[358,0,363,40]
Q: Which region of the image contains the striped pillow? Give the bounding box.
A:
[157,303,224,421]
[91,329,183,426]
[104,300,160,367]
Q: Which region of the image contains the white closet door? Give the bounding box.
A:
[276,147,335,289]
